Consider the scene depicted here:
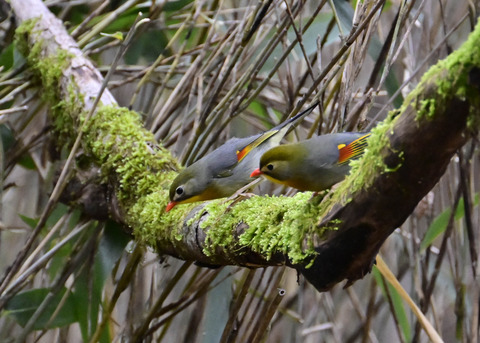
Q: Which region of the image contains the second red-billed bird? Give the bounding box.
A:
[165,103,318,211]
[250,132,370,191]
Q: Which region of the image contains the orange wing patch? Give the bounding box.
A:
[338,133,370,165]
[236,130,278,162]
[236,146,252,162]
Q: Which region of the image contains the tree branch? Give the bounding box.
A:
[10,0,480,292]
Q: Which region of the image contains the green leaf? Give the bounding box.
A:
[0,44,14,71]
[332,0,354,34]
[17,154,36,170]
[65,4,91,26]
[47,208,82,280]
[47,240,73,281]
[289,13,341,56]
[200,268,234,343]
[455,197,465,220]
[103,12,138,32]
[421,193,479,251]
[100,31,124,41]
[248,101,268,118]
[373,268,411,342]
[385,71,403,108]
[18,204,70,231]
[124,30,169,64]
[420,209,452,251]
[454,193,479,220]
[18,214,38,229]
[45,203,69,228]
[163,0,194,12]
[97,221,131,283]
[0,125,15,150]
[67,208,82,230]
[73,221,129,342]
[5,288,78,330]
[365,21,403,108]
[387,281,411,341]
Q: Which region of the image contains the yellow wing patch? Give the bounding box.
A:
[236,130,279,162]
[338,133,370,165]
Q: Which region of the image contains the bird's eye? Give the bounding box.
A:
[267,164,274,171]
[176,186,184,195]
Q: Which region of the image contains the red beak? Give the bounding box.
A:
[250,168,263,178]
[165,201,177,212]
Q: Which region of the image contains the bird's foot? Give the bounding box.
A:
[223,179,262,210]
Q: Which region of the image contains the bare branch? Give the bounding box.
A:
[8,0,480,294]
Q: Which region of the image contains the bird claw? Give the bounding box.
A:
[229,192,256,203]
[224,178,262,209]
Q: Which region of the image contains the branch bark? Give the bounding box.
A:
[10,0,117,108]
[9,0,480,292]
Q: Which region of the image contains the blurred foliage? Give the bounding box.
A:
[0,0,479,342]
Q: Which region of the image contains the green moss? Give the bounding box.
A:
[15,19,79,146]
[82,105,183,245]
[85,106,178,196]
[312,111,400,219]
[131,21,480,262]
[412,21,480,125]
[192,21,480,264]
[15,20,184,247]
[313,21,480,221]
[197,192,328,264]
[418,98,436,120]
[14,18,38,55]
[129,190,193,246]
[142,104,402,264]
[467,105,480,130]
[15,13,480,268]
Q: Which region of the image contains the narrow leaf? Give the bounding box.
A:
[5,288,77,330]
[420,209,452,251]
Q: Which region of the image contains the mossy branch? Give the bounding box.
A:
[10,0,480,292]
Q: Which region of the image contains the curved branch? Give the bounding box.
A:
[299,94,474,290]
[10,0,480,292]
